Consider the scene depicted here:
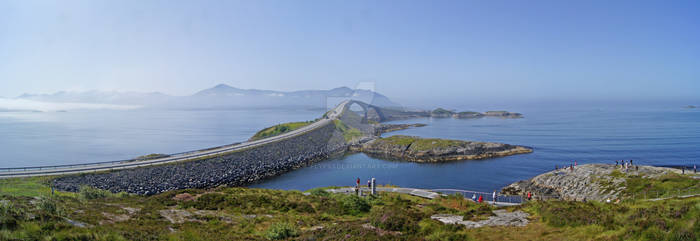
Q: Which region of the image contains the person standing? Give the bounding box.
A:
[492,191,497,204]
[574,160,577,166]
[615,160,618,167]
[478,195,483,204]
[472,193,477,202]
[367,179,371,189]
[527,191,532,201]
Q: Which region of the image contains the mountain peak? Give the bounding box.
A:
[213,84,235,89]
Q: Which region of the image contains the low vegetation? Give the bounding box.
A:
[379,135,467,151]
[431,108,454,115]
[0,171,697,240]
[333,119,363,142]
[134,153,169,161]
[249,121,313,141]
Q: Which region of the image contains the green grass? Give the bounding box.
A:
[1,172,697,240]
[378,135,466,151]
[0,177,76,198]
[432,108,454,115]
[595,170,700,199]
[623,173,700,198]
[1,160,696,240]
[250,121,313,141]
[333,119,363,142]
[134,153,169,161]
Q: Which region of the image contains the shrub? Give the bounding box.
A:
[265,222,299,240]
[191,193,227,210]
[0,202,25,229]
[79,186,110,200]
[339,195,371,216]
[36,197,63,220]
[369,206,421,233]
[308,188,329,197]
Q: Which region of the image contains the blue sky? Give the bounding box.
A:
[1,0,699,106]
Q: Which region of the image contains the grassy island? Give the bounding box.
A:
[356,135,533,162]
[249,121,313,141]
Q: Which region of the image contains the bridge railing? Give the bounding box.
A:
[431,189,524,204]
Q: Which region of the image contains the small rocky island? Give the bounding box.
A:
[351,135,532,162]
[431,108,523,119]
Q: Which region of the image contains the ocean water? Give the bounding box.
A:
[1,106,698,192]
[0,108,323,167]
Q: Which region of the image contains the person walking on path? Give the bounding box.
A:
[694,164,697,174]
[615,160,619,167]
[570,164,573,172]
[527,191,532,201]
[574,160,577,166]
[472,193,477,202]
[478,195,483,204]
[682,166,685,174]
[492,191,497,204]
[367,179,371,189]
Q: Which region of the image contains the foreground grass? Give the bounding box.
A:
[249,121,313,141]
[1,174,698,240]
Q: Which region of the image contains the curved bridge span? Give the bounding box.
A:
[0,101,351,178]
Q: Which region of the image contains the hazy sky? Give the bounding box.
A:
[1,0,699,105]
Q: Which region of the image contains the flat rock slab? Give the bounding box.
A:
[431,210,529,228]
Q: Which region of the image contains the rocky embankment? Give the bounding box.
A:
[430,108,523,119]
[500,164,682,201]
[53,123,346,195]
[351,135,532,162]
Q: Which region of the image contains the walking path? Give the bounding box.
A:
[321,187,522,207]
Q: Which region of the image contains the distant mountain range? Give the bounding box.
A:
[14,84,401,110]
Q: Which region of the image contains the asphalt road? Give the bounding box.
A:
[0,100,350,178]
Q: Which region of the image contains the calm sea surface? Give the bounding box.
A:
[2,106,699,192]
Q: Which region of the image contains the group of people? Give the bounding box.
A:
[354,177,374,195]
[555,160,578,172]
[615,159,637,171]
[470,191,499,204]
[680,164,697,174]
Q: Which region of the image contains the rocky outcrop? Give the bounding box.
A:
[431,210,529,228]
[453,112,484,119]
[352,135,532,163]
[53,123,347,195]
[429,108,523,119]
[373,123,426,136]
[430,108,455,118]
[483,111,523,118]
[500,164,682,201]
